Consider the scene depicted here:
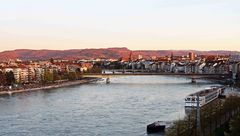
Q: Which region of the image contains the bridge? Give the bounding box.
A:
[83,69,231,82]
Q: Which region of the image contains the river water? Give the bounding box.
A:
[0,76,226,136]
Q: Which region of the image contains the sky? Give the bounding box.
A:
[0,0,240,51]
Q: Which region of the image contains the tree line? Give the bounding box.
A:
[0,71,15,86]
[0,69,83,86]
[166,95,240,136]
[43,70,82,84]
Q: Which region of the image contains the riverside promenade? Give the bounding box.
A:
[0,77,100,96]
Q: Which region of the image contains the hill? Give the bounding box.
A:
[0,47,239,60]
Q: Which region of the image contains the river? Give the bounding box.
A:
[0,76,229,136]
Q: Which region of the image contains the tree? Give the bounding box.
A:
[5,71,15,86]
[43,71,54,83]
[75,68,82,80]
[53,70,61,81]
[229,113,240,136]
[68,72,77,81]
[87,67,102,73]
[0,71,6,86]
[50,58,54,64]
[59,71,68,80]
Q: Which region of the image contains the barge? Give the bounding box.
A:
[147,121,166,134]
[185,86,225,108]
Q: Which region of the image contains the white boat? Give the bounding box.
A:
[7,91,12,95]
[185,86,225,108]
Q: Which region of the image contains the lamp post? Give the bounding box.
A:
[196,95,201,135]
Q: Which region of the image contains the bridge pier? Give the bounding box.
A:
[106,77,110,84]
[191,78,197,83]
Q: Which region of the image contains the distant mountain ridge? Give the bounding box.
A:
[0,47,239,61]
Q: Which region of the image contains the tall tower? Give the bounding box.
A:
[171,52,174,61]
[189,52,195,61]
[129,51,133,62]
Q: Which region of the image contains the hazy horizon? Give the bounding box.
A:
[1,47,240,52]
[1,0,240,51]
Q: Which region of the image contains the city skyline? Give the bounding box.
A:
[1,1,240,134]
[0,0,240,51]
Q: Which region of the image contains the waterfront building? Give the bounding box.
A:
[28,67,36,82]
[135,62,142,69]
[189,52,196,61]
[231,62,240,79]
[203,63,216,74]
[173,63,186,73]
[230,55,240,62]
[13,68,21,83]
[138,54,143,60]
[162,62,171,72]
[79,63,93,72]
[20,68,29,83]
[39,61,52,67]
[149,63,158,71]
[170,62,176,73]
[196,62,206,74]
[66,65,81,73]
[35,68,45,82]
[4,68,14,73]
[142,61,152,70]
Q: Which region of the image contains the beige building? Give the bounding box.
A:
[35,68,45,82]
[13,68,21,83]
[28,67,36,82]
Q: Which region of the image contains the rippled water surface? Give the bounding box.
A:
[0,76,222,136]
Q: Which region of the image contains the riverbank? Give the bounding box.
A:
[0,77,101,96]
[166,94,240,136]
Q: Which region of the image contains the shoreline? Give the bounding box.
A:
[0,77,101,96]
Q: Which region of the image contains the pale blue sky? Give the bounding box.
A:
[0,0,240,51]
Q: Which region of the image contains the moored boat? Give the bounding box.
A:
[7,91,12,95]
[185,86,225,108]
[147,121,166,134]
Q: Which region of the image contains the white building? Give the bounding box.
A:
[35,68,45,82]
[20,68,29,83]
[13,68,21,83]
